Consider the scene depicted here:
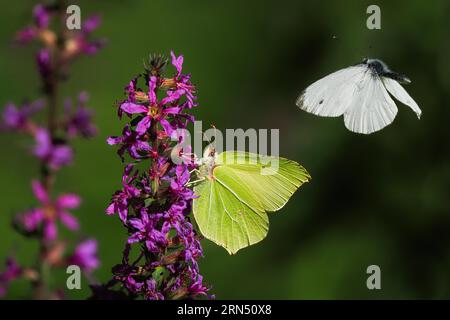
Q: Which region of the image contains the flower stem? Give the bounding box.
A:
[34,0,67,299]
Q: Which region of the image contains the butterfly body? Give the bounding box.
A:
[297,58,421,134]
[198,145,217,180]
[363,58,410,84]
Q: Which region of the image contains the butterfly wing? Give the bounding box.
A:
[215,152,311,212]
[193,175,269,255]
[193,152,310,254]
[382,77,421,119]
[296,65,367,117]
[343,73,398,134]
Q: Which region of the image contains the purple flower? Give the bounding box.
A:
[145,279,164,300]
[106,52,209,300]
[107,124,152,160]
[187,274,209,297]
[65,92,97,138]
[65,34,106,60]
[14,4,50,45]
[1,100,44,131]
[125,79,137,104]
[120,76,183,136]
[168,51,197,109]
[0,258,22,297]
[169,165,195,200]
[4,3,103,300]
[54,13,106,61]
[36,48,51,77]
[77,37,106,56]
[69,239,100,273]
[15,27,37,44]
[171,51,184,77]
[32,4,50,29]
[124,275,144,293]
[128,212,168,253]
[160,202,188,244]
[33,128,73,170]
[19,180,80,240]
[106,165,141,223]
[83,16,101,34]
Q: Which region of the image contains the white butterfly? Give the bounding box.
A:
[296,58,421,134]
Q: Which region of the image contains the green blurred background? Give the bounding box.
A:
[1,0,450,299]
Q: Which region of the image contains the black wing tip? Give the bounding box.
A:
[296,90,306,108]
[381,69,411,84]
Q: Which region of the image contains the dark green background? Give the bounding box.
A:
[1,0,450,299]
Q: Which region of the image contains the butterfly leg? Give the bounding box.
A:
[189,168,201,175]
[185,177,205,187]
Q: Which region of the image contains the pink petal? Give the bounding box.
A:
[106,203,115,215]
[164,106,181,114]
[129,218,144,231]
[148,77,157,105]
[135,116,151,135]
[127,233,142,243]
[56,194,80,209]
[44,221,57,241]
[118,207,128,223]
[107,136,122,145]
[120,102,148,114]
[23,208,44,231]
[31,180,49,204]
[59,211,79,230]
[33,128,51,157]
[170,51,183,75]
[159,118,173,136]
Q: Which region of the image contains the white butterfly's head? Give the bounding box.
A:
[363,58,411,84]
[363,58,389,75]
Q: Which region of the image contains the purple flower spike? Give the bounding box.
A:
[3,3,104,300]
[106,52,210,300]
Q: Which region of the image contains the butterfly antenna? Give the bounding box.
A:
[200,124,217,145]
[211,124,218,146]
[194,127,211,145]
